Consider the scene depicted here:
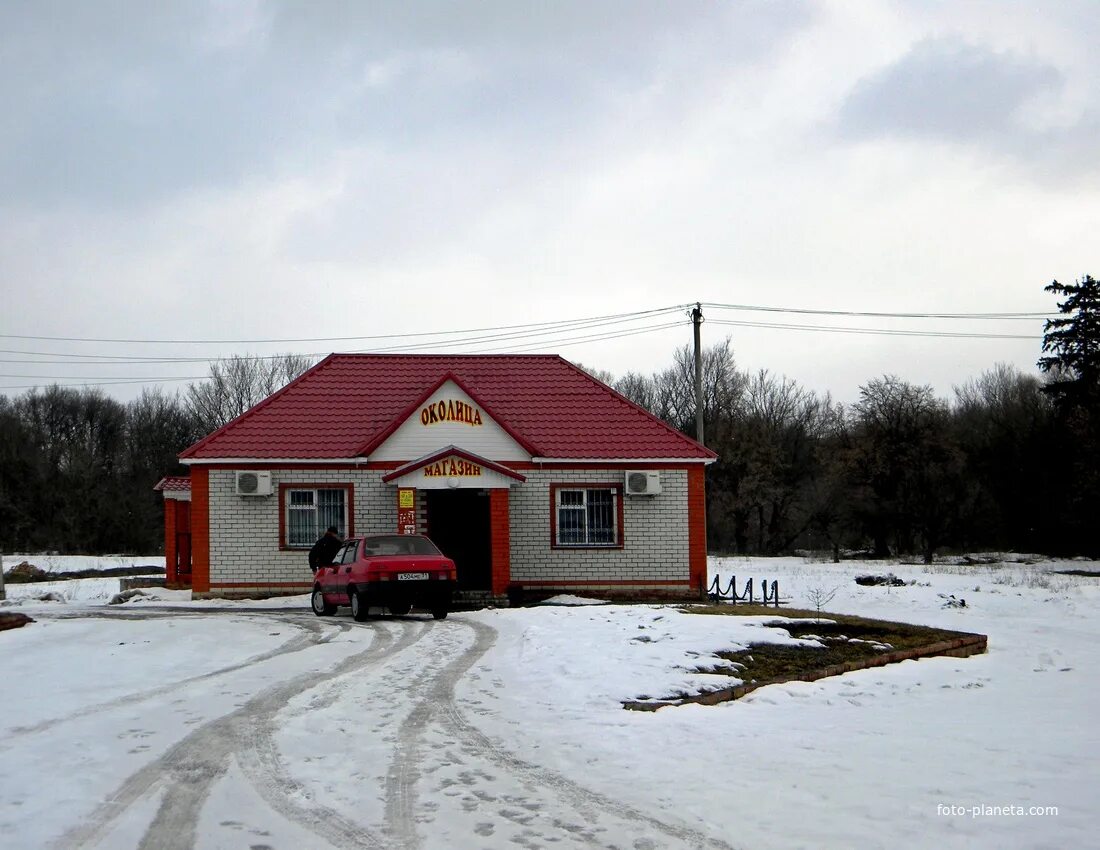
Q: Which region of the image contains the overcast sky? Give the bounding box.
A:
[2,0,1097,405]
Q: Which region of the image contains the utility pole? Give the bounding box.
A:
[692,302,704,445]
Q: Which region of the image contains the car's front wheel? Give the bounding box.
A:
[431,605,448,620]
[311,588,336,616]
[350,588,370,622]
[388,600,411,617]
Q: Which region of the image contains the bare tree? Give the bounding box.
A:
[847,376,963,562]
[572,362,617,387]
[805,584,840,613]
[187,353,316,434]
[953,363,1053,552]
[724,370,836,555]
[614,371,657,412]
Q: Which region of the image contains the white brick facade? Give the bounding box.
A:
[207,468,393,587]
[205,465,690,592]
[509,469,688,583]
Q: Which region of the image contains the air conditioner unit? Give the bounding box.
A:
[625,470,661,496]
[235,470,273,496]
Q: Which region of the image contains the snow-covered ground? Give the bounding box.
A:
[1,554,1097,848]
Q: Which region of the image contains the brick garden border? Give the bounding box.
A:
[623,631,988,711]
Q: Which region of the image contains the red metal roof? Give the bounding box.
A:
[153,475,191,492]
[180,354,716,461]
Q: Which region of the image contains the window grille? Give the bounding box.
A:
[286,487,347,546]
[555,487,617,546]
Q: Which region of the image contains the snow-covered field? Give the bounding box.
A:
[2,552,165,575]
[2,554,1097,849]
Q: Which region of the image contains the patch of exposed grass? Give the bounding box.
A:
[683,605,967,684]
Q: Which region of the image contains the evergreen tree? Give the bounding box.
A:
[1038,275,1100,406]
[1037,275,1100,555]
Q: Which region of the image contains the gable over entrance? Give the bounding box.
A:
[382,446,527,489]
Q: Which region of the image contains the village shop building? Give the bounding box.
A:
[158,354,716,602]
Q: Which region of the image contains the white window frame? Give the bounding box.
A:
[553,486,620,547]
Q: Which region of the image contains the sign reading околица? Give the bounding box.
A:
[419,398,483,426]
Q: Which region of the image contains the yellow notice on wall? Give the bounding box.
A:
[398,488,415,509]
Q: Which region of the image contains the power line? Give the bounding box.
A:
[472,320,685,353]
[0,307,688,364]
[0,314,691,388]
[0,376,206,391]
[0,299,1053,390]
[704,302,1052,320]
[357,309,686,354]
[0,299,1051,349]
[0,305,689,346]
[0,310,691,372]
[709,319,1041,339]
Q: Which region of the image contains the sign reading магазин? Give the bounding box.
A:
[419,398,483,427]
[423,458,482,478]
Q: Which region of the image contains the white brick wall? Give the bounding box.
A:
[208,469,395,585]
[207,466,689,588]
[508,469,689,583]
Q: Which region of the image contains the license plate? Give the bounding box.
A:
[397,572,429,581]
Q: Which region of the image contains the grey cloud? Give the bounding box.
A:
[840,38,1062,144]
[836,37,1100,180]
[0,1,812,211]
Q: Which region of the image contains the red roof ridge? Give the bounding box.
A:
[327,352,562,359]
[551,355,717,459]
[179,354,338,459]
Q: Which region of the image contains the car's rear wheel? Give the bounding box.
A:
[350,589,370,622]
[388,600,411,617]
[312,588,336,616]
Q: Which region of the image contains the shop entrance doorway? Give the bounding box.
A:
[425,489,491,591]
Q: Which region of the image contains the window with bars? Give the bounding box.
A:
[284,487,348,547]
[554,487,620,546]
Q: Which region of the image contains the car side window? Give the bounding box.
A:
[341,541,359,564]
[330,543,349,565]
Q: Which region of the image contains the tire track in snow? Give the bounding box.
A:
[437,619,738,850]
[383,618,495,850]
[234,618,433,850]
[3,615,340,742]
[52,617,423,850]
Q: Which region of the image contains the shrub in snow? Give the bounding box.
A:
[3,562,48,583]
[108,589,149,605]
[854,574,907,587]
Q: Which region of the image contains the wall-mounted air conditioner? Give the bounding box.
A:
[625,470,661,496]
[235,470,273,496]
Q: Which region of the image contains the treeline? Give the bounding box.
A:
[607,276,1098,560]
[2,278,1095,559]
[0,355,313,553]
[607,342,1093,559]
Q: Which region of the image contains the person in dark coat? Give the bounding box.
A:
[309,526,343,573]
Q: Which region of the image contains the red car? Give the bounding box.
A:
[311,534,456,621]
